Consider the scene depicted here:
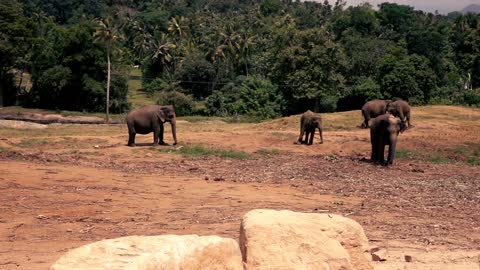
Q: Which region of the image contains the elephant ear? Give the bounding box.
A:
[368,118,375,128]
[157,109,166,123]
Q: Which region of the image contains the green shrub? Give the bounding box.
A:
[156,91,195,116]
[205,76,284,120]
[233,75,285,120]
[143,78,169,94]
[175,52,216,99]
[459,89,480,107]
[205,82,241,117]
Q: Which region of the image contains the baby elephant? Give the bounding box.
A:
[370,114,406,166]
[386,100,412,128]
[295,110,323,145]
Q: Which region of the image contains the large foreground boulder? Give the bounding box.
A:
[51,234,243,270]
[240,209,373,270]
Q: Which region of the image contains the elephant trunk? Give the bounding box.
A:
[171,119,177,145]
[387,135,397,165]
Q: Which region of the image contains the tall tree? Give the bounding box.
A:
[0,0,33,106]
[94,17,120,122]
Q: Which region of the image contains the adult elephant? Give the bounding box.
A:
[370,114,406,166]
[126,105,178,147]
[295,110,323,145]
[361,99,391,128]
[387,100,412,128]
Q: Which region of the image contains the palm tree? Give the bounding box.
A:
[94,17,120,123]
[237,32,256,76]
[149,32,176,74]
[168,16,189,40]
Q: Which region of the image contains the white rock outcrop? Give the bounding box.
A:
[51,234,243,270]
[240,209,373,270]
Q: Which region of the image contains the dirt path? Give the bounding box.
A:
[0,105,479,269]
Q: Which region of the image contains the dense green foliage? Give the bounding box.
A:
[1,0,480,117]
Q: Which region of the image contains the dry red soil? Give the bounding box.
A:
[0,106,479,269]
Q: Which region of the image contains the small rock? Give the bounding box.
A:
[213,177,225,182]
[93,145,100,149]
[36,214,47,220]
[404,255,413,262]
[370,247,387,261]
[145,153,152,157]
[204,176,209,181]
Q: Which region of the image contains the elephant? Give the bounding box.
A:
[295,110,323,145]
[386,100,412,128]
[370,114,406,166]
[126,105,178,147]
[361,99,392,128]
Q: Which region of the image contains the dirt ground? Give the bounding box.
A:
[0,105,479,269]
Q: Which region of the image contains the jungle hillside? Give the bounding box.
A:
[1,0,480,118]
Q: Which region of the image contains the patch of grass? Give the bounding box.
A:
[453,146,468,155]
[127,69,155,108]
[0,124,125,138]
[257,148,281,156]
[429,156,452,164]
[466,156,479,166]
[398,144,480,166]
[16,138,50,148]
[172,144,251,160]
[395,148,417,159]
[180,116,226,123]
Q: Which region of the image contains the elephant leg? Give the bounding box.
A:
[297,124,306,144]
[362,111,370,128]
[308,130,315,145]
[159,124,168,145]
[370,130,379,162]
[370,133,376,161]
[386,135,397,165]
[152,127,160,145]
[379,141,386,165]
[318,127,323,144]
[128,132,136,147]
[406,113,412,128]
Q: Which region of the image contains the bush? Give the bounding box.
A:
[236,76,284,119]
[175,52,216,99]
[143,78,169,94]
[156,90,195,116]
[205,80,242,116]
[206,75,284,120]
[459,89,480,107]
[428,86,455,105]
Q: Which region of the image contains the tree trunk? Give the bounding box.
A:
[0,80,4,107]
[0,70,4,107]
[106,43,111,123]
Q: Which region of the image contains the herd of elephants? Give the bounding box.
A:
[126,99,412,166]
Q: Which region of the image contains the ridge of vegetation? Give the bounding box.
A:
[1,0,479,119]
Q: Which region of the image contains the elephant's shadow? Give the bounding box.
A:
[127,142,172,147]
